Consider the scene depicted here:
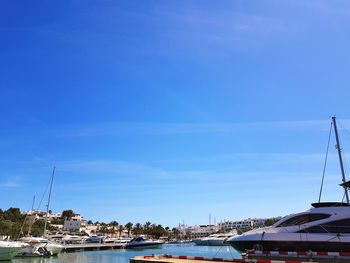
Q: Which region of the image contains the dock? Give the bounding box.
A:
[132,252,350,263]
[245,249,350,262]
[130,255,246,263]
[63,242,126,252]
[130,254,317,263]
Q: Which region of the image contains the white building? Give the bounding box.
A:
[22,210,62,222]
[218,217,279,231]
[63,214,87,231]
[175,224,219,239]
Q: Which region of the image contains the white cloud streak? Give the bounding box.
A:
[56,119,341,138]
[0,176,22,188]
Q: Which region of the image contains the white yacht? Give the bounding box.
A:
[208,230,238,246]
[125,236,164,248]
[228,203,350,252]
[228,117,350,253]
[0,240,23,261]
[19,237,63,256]
[85,235,104,243]
[104,237,131,244]
[61,234,88,244]
[194,230,238,246]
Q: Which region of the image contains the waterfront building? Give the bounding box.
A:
[22,210,62,223]
[175,224,219,239]
[218,217,281,232]
[63,214,88,232]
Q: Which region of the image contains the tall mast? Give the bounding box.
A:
[27,195,36,236]
[332,117,349,203]
[44,166,56,237]
[31,196,36,211]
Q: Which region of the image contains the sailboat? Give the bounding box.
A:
[19,167,63,257]
[228,117,350,253]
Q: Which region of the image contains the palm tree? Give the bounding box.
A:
[125,222,133,237]
[109,221,118,237]
[62,209,74,220]
[133,223,143,236]
[118,224,124,237]
[144,221,151,235]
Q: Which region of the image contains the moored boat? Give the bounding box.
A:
[19,237,63,256]
[125,236,164,249]
[61,234,88,244]
[85,235,104,243]
[194,230,238,246]
[228,117,350,253]
[0,241,23,261]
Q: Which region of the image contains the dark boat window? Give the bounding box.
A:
[276,213,331,227]
[300,218,350,233]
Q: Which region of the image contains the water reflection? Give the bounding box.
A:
[12,243,240,263]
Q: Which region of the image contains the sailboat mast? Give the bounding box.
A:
[44,166,56,237]
[332,117,350,203]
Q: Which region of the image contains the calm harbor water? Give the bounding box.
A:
[12,243,241,263]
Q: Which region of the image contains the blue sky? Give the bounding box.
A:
[2,0,350,227]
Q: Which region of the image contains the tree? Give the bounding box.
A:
[172,228,180,239]
[144,221,151,235]
[118,225,124,237]
[264,218,279,226]
[31,219,46,237]
[133,223,143,236]
[50,218,64,225]
[149,224,167,239]
[109,221,118,237]
[3,207,23,222]
[62,210,74,220]
[99,224,108,234]
[125,222,133,237]
[0,221,11,236]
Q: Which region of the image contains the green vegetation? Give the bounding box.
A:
[264,218,280,226]
[0,208,56,239]
[61,209,75,220]
[0,207,172,239]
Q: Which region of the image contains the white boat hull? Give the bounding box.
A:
[0,246,21,261]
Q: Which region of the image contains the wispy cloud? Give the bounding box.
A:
[55,151,339,183]
[288,0,350,17]
[0,176,22,187]
[55,119,339,138]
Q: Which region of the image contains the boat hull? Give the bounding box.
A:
[125,242,163,249]
[194,239,228,246]
[207,239,229,246]
[229,239,350,252]
[46,244,63,256]
[0,246,21,261]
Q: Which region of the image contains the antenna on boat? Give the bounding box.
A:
[332,117,350,204]
[44,166,56,237]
